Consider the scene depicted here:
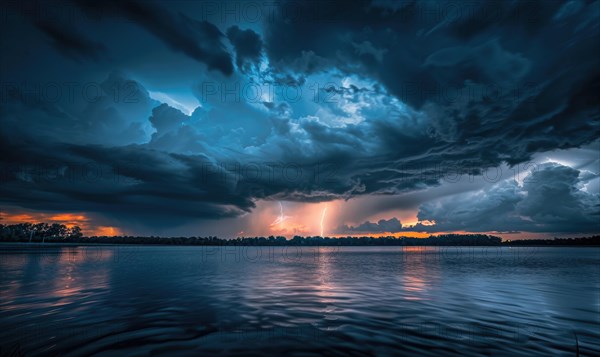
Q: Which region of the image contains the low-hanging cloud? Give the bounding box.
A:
[414,163,600,233]
[336,217,403,234]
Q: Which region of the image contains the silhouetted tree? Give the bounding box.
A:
[1,223,598,246]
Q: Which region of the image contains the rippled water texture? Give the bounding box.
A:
[0,245,598,356]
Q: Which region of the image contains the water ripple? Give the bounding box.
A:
[0,246,598,356]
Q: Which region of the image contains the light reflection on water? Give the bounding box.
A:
[0,245,598,356]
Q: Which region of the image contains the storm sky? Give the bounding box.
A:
[0,0,599,238]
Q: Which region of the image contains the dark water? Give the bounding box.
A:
[0,245,598,356]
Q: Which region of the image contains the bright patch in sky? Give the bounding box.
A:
[148,91,199,115]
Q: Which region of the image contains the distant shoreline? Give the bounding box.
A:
[2,223,599,247]
[1,241,599,248]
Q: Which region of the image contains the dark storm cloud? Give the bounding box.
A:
[0,73,256,225]
[251,0,600,213]
[414,163,600,233]
[1,0,599,234]
[264,0,599,159]
[336,217,403,234]
[72,0,234,75]
[5,1,107,61]
[0,72,339,225]
[226,26,263,73]
[0,71,156,146]
[0,136,253,226]
[33,20,106,61]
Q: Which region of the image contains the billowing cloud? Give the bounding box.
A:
[227,26,263,73]
[0,71,157,146]
[414,163,600,233]
[0,1,598,236]
[336,217,403,234]
[264,0,599,160]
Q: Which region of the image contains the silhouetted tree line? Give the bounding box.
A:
[0,223,82,242]
[1,223,598,246]
[504,236,600,246]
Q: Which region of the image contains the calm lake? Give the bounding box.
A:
[0,245,598,356]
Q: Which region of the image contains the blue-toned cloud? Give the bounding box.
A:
[414,163,600,233]
[12,0,235,75]
[0,0,599,235]
[336,217,403,234]
[227,26,263,73]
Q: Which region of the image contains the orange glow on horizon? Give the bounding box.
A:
[0,210,121,236]
[1,204,565,240]
[327,231,431,238]
[91,226,122,237]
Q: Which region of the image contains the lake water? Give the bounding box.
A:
[0,245,598,356]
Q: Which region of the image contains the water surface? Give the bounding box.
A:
[0,245,598,356]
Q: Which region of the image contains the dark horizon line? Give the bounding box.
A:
[1,222,599,246]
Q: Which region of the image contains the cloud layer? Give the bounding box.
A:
[415,163,599,233]
[336,217,403,234]
[0,0,598,235]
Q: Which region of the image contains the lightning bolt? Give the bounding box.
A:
[279,201,284,219]
[320,205,328,237]
[271,201,288,226]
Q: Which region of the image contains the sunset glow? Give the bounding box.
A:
[0,210,120,236]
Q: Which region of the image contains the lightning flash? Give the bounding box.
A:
[320,206,328,237]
